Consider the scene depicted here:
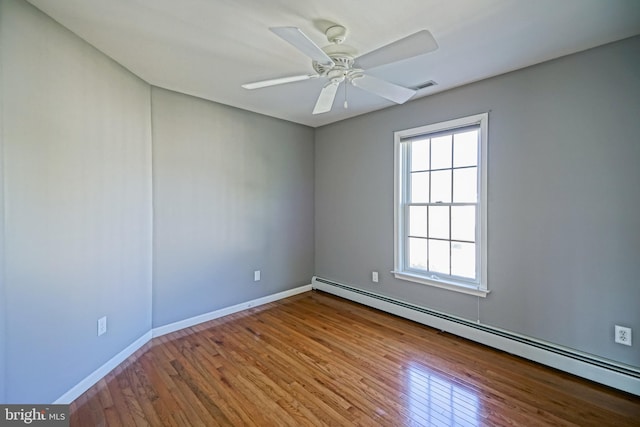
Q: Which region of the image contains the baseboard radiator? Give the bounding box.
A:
[311,276,640,396]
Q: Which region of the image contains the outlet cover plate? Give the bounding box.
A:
[98,316,107,336]
[614,325,632,346]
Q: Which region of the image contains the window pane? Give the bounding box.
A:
[428,206,449,240]
[410,172,429,203]
[453,130,478,168]
[430,170,451,203]
[428,239,450,275]
[408,238,428,270]
[396,114,487,291]
[411,138,430,171]
[451,242,475,279]
[453,167,477,203]
[430,135,452,169]
[409,206,427,237]
[451,206,476,242]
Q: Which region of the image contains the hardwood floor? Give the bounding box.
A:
[70,291,640,426]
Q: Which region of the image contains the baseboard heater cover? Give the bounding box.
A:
[311,276,640,396]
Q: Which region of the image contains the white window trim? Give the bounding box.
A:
[393,113,489,297]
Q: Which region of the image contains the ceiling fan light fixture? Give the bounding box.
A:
[245,24,438,114]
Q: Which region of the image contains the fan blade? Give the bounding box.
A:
[351,74,416,104]
[242,74,318,90]
[270,27,335,67]
[356,30,438,69]
[313,81,340,114]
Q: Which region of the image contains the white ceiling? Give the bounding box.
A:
[27,0,640,128]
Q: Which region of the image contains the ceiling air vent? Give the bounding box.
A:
[412,80,437,90]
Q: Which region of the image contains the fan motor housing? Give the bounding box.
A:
[313,55,354,75]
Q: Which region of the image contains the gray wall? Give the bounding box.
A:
[315,36,640,368]
[1,0,153,403]
[0,0,314,403]
[151,88,314,327]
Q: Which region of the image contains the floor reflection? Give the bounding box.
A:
[405,362,480,426]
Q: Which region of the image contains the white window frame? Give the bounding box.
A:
[393,113,489,297]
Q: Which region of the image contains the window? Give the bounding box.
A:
[394,113,488,297]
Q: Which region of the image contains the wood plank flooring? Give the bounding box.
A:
[70,291,640,426]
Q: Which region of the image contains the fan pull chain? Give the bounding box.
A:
[343,81,348,109]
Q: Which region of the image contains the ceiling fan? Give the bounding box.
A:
[242,25,438,114]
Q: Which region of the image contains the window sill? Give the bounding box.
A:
[392,271,490,297]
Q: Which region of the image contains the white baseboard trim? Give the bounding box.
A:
[312,276,640,396]
[54,330,152,404]
[152,284,312,338]
[54,284,312,404]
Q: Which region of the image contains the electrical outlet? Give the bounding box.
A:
[97,316,107,336]
[614,325,632,346]
[254,270,261,282]
[372,271,379,283]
